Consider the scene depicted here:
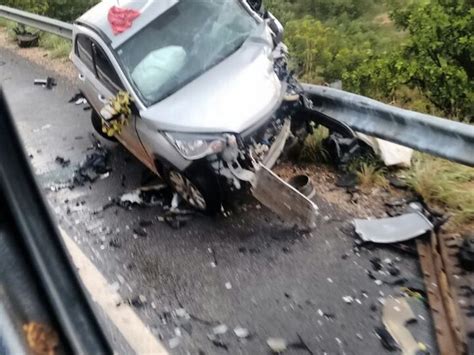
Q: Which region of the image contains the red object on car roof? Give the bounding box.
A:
[108,6,140,35]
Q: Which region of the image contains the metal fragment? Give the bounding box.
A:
[354,213,433,243]
[251,164,319,229]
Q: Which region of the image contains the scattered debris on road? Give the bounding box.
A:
[32,124,51,133]
[55,156,70,168]
[73,141,110,185]
[267,337,287,353]
[233,327,250,339]
[212,324,228,335]
[34,77,56,89]
[342,296,354,304]
[323,132,361,168]
[207,334,228,350]
[375,326,399,351]
[68,92,88,107]
[118,184,168,208]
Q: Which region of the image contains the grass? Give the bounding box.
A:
[299,125,330,162]
[0,18,12,27]
[39,33,71,59]
[407,154,474,225]
[356,162,389,189]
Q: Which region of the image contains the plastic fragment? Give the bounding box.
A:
[267,338,287,353]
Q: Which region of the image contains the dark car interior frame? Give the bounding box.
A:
[0,88,111,354]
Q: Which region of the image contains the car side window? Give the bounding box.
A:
[92,43,124,94]
[75,35,94,72]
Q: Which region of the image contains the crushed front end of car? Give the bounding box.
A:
[204,49,320,228]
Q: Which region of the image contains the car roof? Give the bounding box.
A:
[76,0,179,48]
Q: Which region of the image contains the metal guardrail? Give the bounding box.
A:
[303,84,474,167]
[0,5,72,40]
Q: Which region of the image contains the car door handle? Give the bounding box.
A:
[78,73,85,81]
[98,94,108,104]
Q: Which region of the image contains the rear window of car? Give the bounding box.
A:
[93,43,124,93]
[75,34,94,72]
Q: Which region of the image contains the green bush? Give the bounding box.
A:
[2,0,99,22]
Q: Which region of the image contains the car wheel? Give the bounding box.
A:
[166,164,222,215]
[91,111,117,142]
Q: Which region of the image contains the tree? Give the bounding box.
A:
[347,0,473,120]
[391,0,473,120]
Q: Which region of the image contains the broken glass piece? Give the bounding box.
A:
[353,213,433,244]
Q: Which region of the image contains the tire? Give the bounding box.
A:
[91,111,117,142]
[164,162,222,215]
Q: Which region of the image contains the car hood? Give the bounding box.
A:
[140,26,283,134]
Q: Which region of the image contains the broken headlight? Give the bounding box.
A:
[165,132,227,160]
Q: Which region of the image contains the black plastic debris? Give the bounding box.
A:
[375,326,399,351]
[459,234,474,271]
[138,219,153,228]
[127,295,146,308]
[289,334,314,355]
[370,257,383,271]
[68,92,85,103]
[108,238,121,248]
[207,334,228,351]
[55,156,71,168]
[165,214,190,230]
[336,173,358,188]
[34,77,57,89]
[73,143,110,185]
[387,264,401,277]
[388,175,408,189]
[323,132,361,167]
[118,185,169,208]
[133,227,148,238]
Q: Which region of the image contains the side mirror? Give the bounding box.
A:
[247,0,263,12]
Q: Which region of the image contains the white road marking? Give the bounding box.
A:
[60,228,169,355]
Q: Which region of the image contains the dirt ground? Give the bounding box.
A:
[274,162,412,220]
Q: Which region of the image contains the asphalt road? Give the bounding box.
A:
[0,47,437,355]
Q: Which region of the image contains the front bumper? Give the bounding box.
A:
[216,118,319,229]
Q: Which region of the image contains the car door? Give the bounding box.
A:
[74,34,155,171]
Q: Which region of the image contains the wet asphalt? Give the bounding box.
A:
[0,47,437,355]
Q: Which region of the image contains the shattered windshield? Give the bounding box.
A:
[117,0,258,106]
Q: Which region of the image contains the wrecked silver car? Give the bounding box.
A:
[72,0,322,225]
